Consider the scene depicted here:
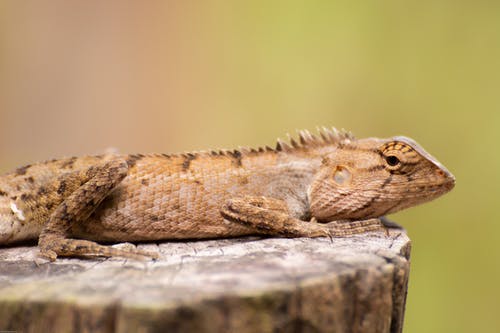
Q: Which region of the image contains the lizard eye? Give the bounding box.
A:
[385,155,401,167]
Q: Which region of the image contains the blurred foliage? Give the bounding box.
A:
[0,1,499,332]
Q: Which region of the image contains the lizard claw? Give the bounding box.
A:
[325,230,334,243]
[39,245,58,262]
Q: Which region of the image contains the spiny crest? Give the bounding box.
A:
[276,127,354,152]
[156,127,354,159]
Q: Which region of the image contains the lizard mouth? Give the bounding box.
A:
[434,160,455,191]
[440,169,456,193]
[444,177,455,193]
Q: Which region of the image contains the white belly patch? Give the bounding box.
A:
[10,202,26,221]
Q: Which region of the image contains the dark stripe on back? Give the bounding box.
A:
[57,180,67,195]
[126,154,145,168]
[229,150,243,167]
[15,165,31,176]
[182,153,197,171]
[37,186,48,196]
[20,193,33,201]
[61,157,77,169]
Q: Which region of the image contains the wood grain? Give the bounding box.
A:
[0,229,410,333]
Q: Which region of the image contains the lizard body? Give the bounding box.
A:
[0,128,455,260]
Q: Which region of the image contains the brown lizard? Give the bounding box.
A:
[0,127,455,261]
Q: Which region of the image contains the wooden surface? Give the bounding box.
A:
[0,229,410,333]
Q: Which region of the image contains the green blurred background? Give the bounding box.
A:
[0,1,498,332]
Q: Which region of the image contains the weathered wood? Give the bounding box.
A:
[0,229,410,333]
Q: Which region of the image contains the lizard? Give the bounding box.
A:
[0,127,455,261]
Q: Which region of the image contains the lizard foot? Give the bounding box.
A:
[39,237,159,261]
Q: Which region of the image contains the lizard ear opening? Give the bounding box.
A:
[332,166,352,186]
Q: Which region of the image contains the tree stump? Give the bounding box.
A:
[0,229,410,333]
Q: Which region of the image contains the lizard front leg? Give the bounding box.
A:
[220,196,331,238]
[221,196,387,238]
[38,158,158,261]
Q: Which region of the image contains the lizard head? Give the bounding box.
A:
[308,136,455,221]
